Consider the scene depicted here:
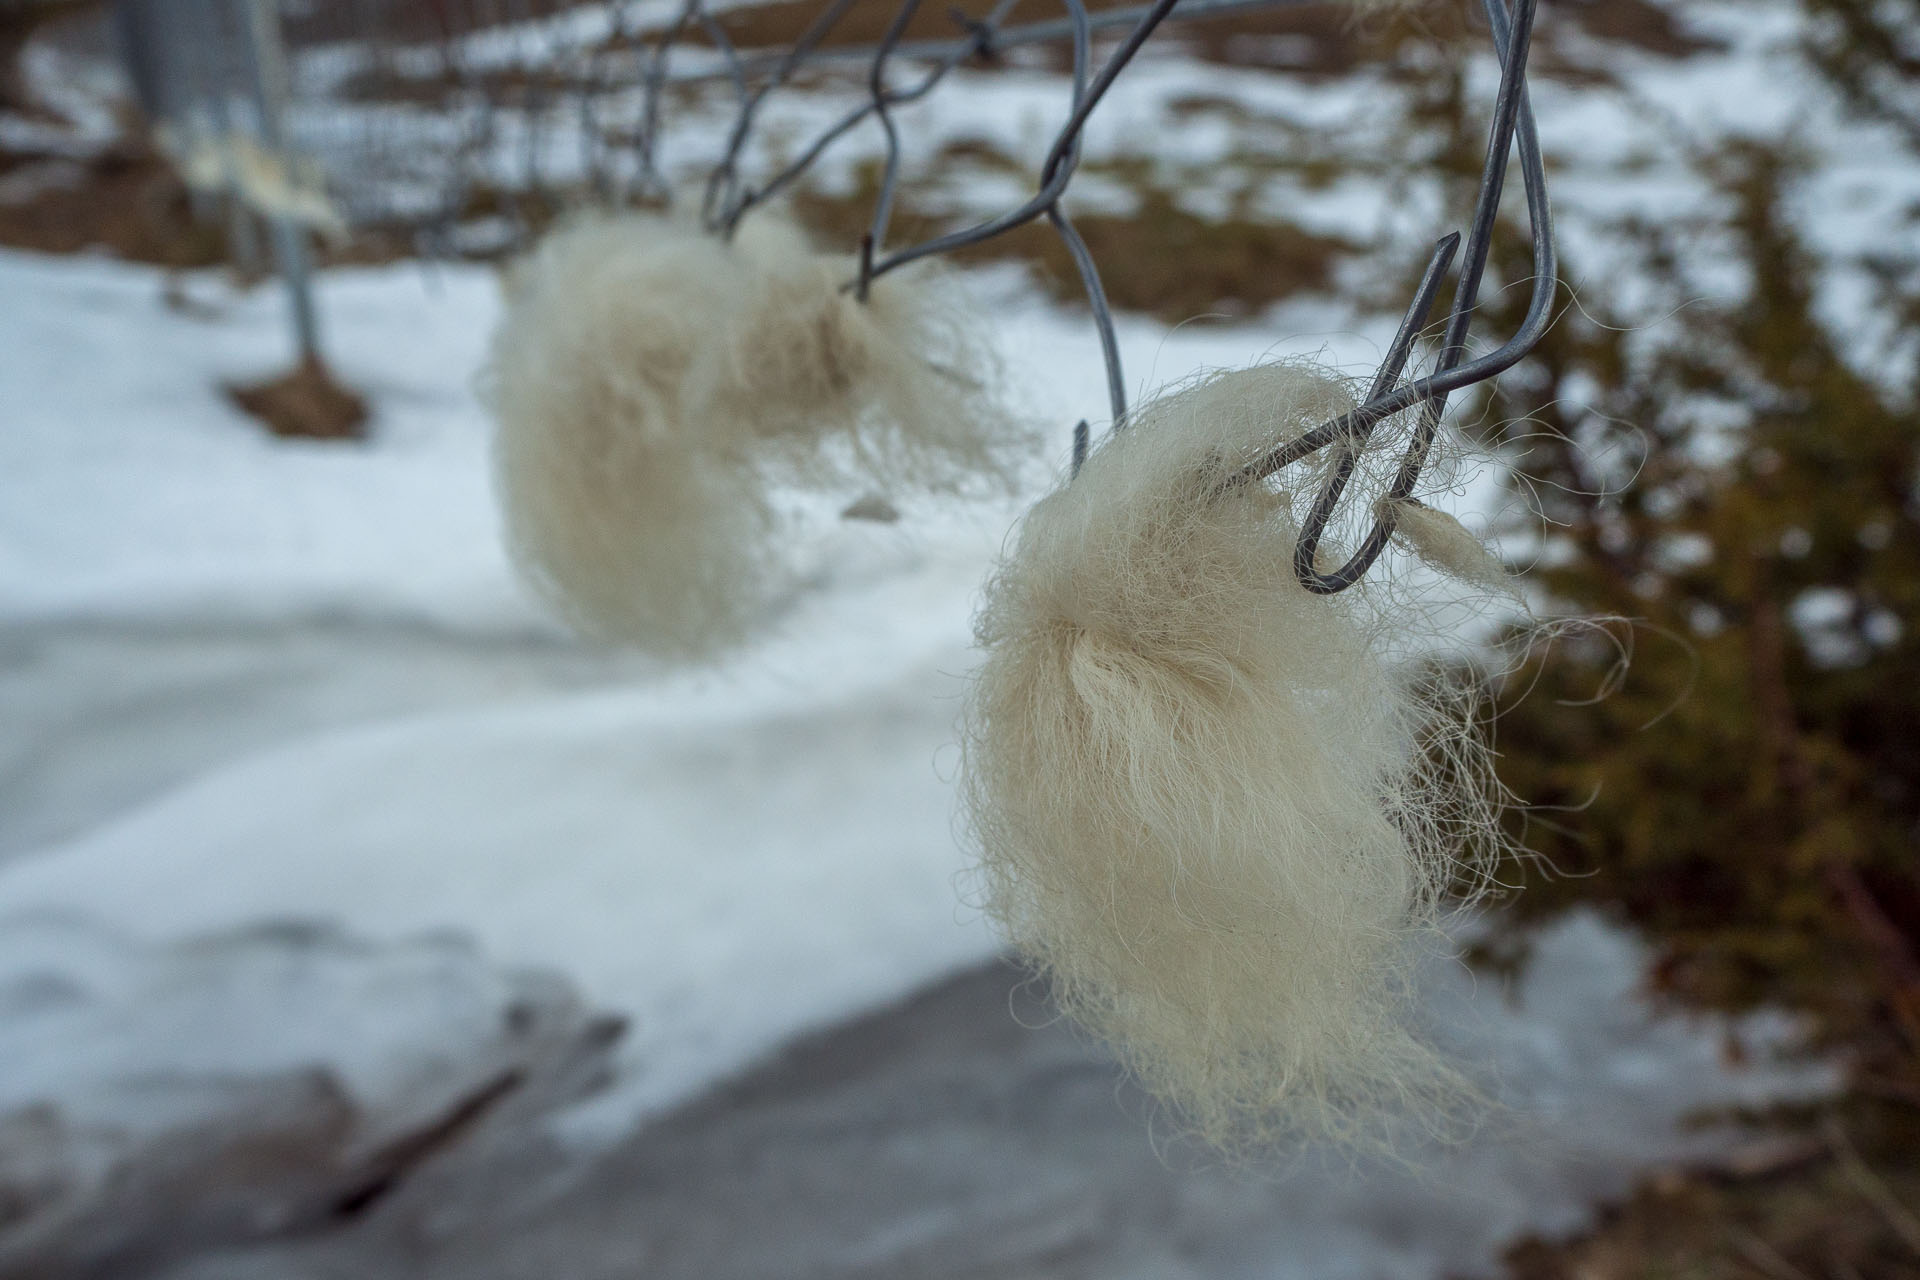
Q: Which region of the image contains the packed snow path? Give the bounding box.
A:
[127,922,1830,1280]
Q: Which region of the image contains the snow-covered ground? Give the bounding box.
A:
[8,0,1907,1266]
[0,241,1832,1276]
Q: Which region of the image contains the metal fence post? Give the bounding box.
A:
[238,0,321,365]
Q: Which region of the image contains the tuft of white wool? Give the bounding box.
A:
[227,135,350,243]
[692,211,1027,493]
[155,126,348,241]
[960,363,1505,1158]
[1381,497,1518,598]
[486,209,1025,657]
[485,213,778,658]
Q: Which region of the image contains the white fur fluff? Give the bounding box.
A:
[961,364,1503,1157]
[486,210,1022,656]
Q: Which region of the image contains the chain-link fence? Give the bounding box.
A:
[109,0,1553,526]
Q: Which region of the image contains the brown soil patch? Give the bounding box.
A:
[790,154,1356,323]
[701,0,1090,52]
[0,142,228,266]
[689,0,1710,80]
[314,0,1662,124]
[226,357,371,441]
[1557,0,1725,59]
[1024,190,1354,320]
[696,0,1411,78]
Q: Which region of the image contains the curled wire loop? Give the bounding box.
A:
[1260,0,1556,594]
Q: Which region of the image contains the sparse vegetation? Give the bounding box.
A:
[1470,118,1920,1280]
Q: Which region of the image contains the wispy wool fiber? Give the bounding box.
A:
[1382,496,1518,599]
[693,212,1028,493]
[960,363,1505,1157]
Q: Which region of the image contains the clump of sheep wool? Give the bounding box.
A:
[691,211,1025,493]
[486,209,1023,658]
[486,213,778,657]
[960,363,1505,1157]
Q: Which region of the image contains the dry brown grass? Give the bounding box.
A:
[1503,1119,1920,1280]
[700,0,1111,53]
[0,143,227,266]
[789,154,1357,323]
